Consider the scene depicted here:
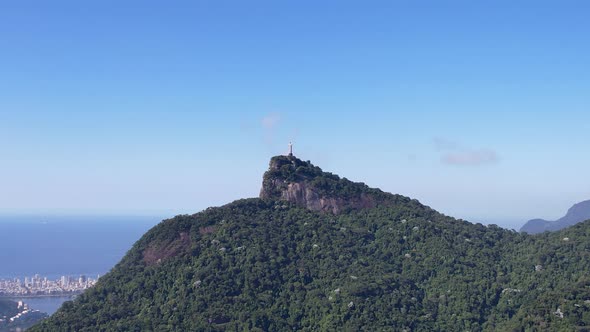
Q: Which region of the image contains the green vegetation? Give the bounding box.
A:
[0,299,19,320]
[261,155,390,203]
[1,299,48,332]
[30,157,590,331]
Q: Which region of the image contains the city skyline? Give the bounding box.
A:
[1,2,589,229]
[0,273,99,297]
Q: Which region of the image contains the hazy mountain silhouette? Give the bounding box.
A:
[520,200,590,234]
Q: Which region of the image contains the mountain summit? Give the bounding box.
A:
[31,156,590,331]
[520,200,590,234]
[260,155,392,214]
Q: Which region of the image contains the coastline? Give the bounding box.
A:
[1,293,80,299]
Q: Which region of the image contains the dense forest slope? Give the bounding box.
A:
[521,199,590,234]
[32,156,590,331]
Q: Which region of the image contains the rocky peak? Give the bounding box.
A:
[259,155,390,214]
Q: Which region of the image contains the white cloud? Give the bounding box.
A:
[261,113,281,129]
[432,137,499,166]
[441,149,499,166]
[432,137,458,151]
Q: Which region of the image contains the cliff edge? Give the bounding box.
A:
[260,155,391,214]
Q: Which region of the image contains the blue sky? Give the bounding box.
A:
[1,1,589,229]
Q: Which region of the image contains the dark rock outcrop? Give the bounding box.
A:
[260,155,389,214]
[142,231,192,266]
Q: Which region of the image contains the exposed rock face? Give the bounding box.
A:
[260,155,384,214]
[272,180,378,214]
[520,200,590,234]
[142,231,192,266]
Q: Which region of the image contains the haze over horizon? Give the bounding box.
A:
[1,1,589,230]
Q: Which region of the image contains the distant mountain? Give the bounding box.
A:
[31,155,590,331]
[520,200,590,234]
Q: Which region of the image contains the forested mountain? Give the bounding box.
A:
[31,156,590,331]
[0,300,19,322]
[0,299,47,332]
[521,200,590,234]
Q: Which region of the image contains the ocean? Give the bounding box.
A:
[7,296,75,315]
[0,215,163,314]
